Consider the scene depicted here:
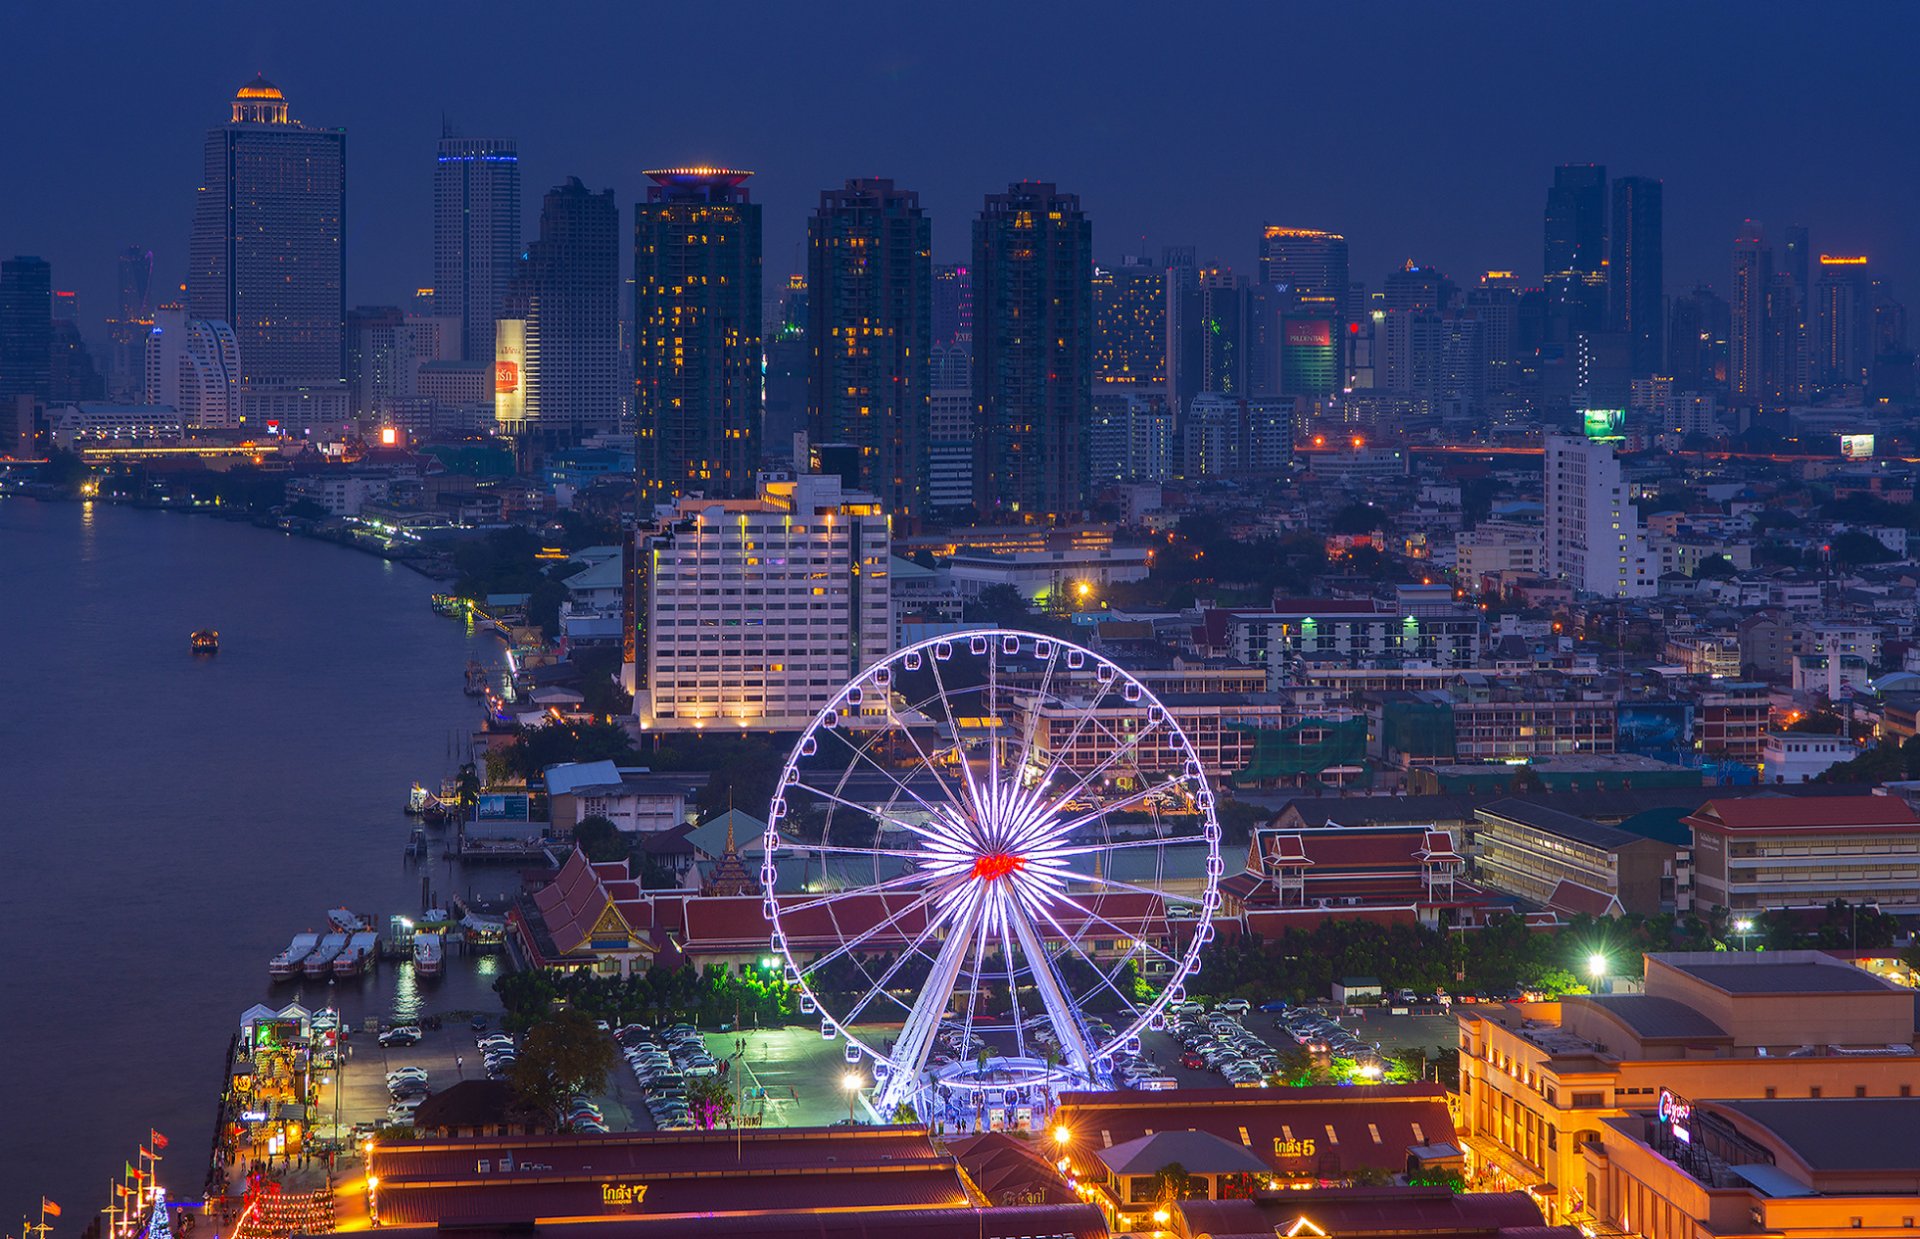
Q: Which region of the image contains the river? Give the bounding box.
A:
[0,500,516,1225]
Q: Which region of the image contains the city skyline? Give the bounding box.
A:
[5,5,1916,350]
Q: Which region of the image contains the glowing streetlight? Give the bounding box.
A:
[1732,917,1755,950]
[1587,953,1608,986]
[842,1070,862,1125]
[1054,1124,1072,1147]
[1357,1062,1384,1081]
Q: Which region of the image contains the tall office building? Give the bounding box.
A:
[48,290,103,404]
[763,274,809,461]
[633,167,763,502]
[145,309,241,430]
[1783,225,1811,309]
[500,177,621,452]
[1729,220,1770,401]
[1258,227,1350,326]
[433,131,521,362]
[1544,431,1655,598]
[1813,254,1872,389]
[1093,259,1166,384]
[630,472,889,731]
[1168,266,1269,413]
[972,182,1092,521]
[1544,165,1608,335]
[0,256,53,406]
[1608,176,1663,378]
[187,76,347,430]
[1668,285,1730,391]
[805,178,932,521]
[932,262,972,357]
[106,246,154,402]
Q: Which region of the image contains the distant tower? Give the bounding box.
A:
[1813,254,1872,389]
[633,167,763,502]
[1608,176,1663,378]
[106,246,155,401]
[1729,220,1770,401]
[434,131,521,362]
[972,182,1093,521]
[1544,165,1608,335]
[508,177,621,453]
[806,178,932,522]
[0,256,53,406]
[932,262,973,359]
[188,75,347,430]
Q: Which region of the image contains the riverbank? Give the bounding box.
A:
[0,500,511,1225]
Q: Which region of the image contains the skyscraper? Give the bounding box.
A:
[972,182,1092,521]
[806,178,932,521]
[1729,220,1770,401]
[932,262,972,357]
[1258,227,1350,328]
[633,167,763,502]
[504,177,621,452]
[1608,176,1663,378]
[145,309,241,430]
[1544,432,1655,599]
[0,256,53,407]
[188,75,347,430]
[1544,165,1608,335]
[1813,254,1872,389]
[106,246,154,402]
[48,289,103,404]
[1093,259,1165,384]
[434,131,521,362]
[1167,266,1268,412]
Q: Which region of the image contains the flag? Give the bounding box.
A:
[149,1131,168,1152]
[139,1147,153,1161]
[116,1186,130,1198]
[41,1200,61,1218]
[126,1162,144,1181]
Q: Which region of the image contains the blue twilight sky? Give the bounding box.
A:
[4,1,1916,339]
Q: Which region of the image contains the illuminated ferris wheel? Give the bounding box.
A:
[761,628,1221,1114]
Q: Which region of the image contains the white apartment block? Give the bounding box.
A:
[1455,520,1544,584]
[632,472,890,731]
[1543,433,1655,598]
[145,309,240,430]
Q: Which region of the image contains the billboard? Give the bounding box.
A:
[1841,434,1875,460]
[1583,408,1626,441]
[1279,315,1337,399]
[1616,701,1695,765]
[494,318,526,428]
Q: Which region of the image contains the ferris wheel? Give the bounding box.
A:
[761,628,1222,1114]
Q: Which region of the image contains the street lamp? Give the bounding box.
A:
[1733,917,1754,951]
[1587,953,1608,993]
[842,1070,862,1125]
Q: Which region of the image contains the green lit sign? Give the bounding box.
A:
[1583,408,1625,441]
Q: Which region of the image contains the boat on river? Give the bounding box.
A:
[269,932,319,980]
[190,630,219,654]
[333,931,380,977]
[303,932,350,977]
[413,932,444,978]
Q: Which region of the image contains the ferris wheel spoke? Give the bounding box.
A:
[998,912,1031,1061]
[1052,778,1194,836]
[785,780,938,843]
[797,885,951,979]
[957,899,994,1071]
[821,721,966,832]
[1024,667,1124,804]
[1006,898,1095,1075]
[1028,897,1149,1031]
[781,839,933,861]
[1047,894,1184,968]
[1034,716,1169,824]
[840,906,954,1026]
[1069,866,1214,908]
[878,885,985,1112]
[887,692,978,825]
[1007,639,1063,791]
[777,867,936,917]
[925,648,989,820]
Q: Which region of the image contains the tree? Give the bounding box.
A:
[1694,554,1737,579]
[505,1010,618,1127]
[1152,1163,1196,1203]
[574,815,628,863]
[967,583,1036,627]
[685,1073,735,1129]
[1830,531,1897,566]
[1331,502,1381,534]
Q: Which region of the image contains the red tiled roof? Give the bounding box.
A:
[1545,879,1619,919]
[946,1132,1079,1206]
[1688,795,1919,833]
[366,1204,1110,1239]
[1264,834,1311,862]
[1055,1085,1456,1177]
[1177,1188,1550,1239]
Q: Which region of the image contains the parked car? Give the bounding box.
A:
[379,1027,422,1047]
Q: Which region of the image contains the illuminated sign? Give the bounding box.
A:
[1280,315,1337,398]
[1819,254,1868,266]
[1657,1088,1693,1144]
[1841,434,1876,460]
[494,319,526,426]
[1583,408,1625,441]
[600,1183,649,1206]
[379,427,398,447]
[1273,1137,1319,1159]
[1286,320,1332,348]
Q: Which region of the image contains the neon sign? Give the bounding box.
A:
[1657,1089,1693,1144]
[600,1183,649,1206]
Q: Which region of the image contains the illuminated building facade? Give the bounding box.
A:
[634,168,762,502]
[106,246,154,402]
[188,76,347,431]
[972,182,1092,521]
[1544,164,1608,336]
[1457,952,1920,1227]
[1543,433,1654,598]
[631,472,889,731]
[1729,220,1770,401]
[1258,226,1350,345]
[0,255,52,407]
[433,132,520,362]
[1092,259,1165,384]
[144,308,240,430]
[1814,254,1873,388]
[805,178,931,521]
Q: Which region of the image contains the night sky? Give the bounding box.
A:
[7,2,1917,339]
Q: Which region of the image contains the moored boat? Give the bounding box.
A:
[413,931,444,978]
[269,932,320,980]
[333,931,380,977]
[303,932,349,977]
